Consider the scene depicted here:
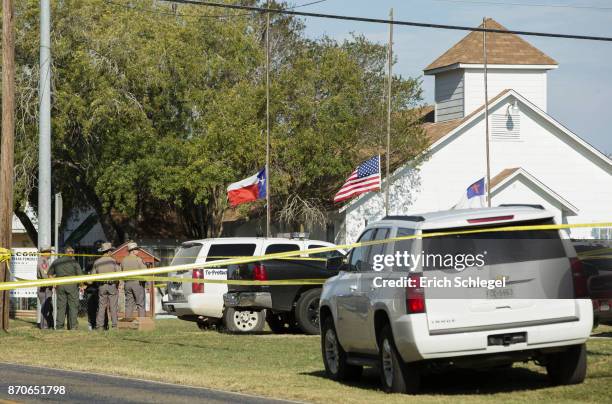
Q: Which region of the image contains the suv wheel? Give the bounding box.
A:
[378,325,420,394]
[321,316,362,381]
[545,344,587,385]
[223,308,265,333]
[295,289,322,335]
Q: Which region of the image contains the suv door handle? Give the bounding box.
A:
[349,285,358,292]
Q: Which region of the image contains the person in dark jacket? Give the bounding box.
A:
[48,246,83,330]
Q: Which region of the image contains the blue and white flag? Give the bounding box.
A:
[453,177,486,209]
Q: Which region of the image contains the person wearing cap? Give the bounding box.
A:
[36,246,54,329]
[48,246,83,330]
[121,242,147,319]
[91,242,121,329]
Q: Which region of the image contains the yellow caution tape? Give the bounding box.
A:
[0,221,611,291]
[0,248,11,265]
[578,247,612,257]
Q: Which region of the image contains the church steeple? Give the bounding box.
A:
[424,18,558,122]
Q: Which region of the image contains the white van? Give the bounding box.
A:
[163,237,339,333]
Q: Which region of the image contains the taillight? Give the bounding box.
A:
[570,258,588,298]
[253,264,268,281]
[467,215,514,224]
[192,269,204,293]
[406,273,425,314]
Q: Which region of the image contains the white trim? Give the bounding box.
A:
[491,168,579,215]
[424,63,558,75]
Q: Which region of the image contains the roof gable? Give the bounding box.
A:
[424,18,557,72]
[423,89,612,169]
[490,167,579,215]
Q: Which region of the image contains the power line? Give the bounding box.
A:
[104,0,329,20]
[160,0,612,42]
[429,0,612,11]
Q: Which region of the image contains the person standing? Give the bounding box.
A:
[91,242,120,329]
[36,246,54,329]
[121,242,147,319]
[48,246,83,330]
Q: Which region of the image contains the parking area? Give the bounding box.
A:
[0,318,610,403]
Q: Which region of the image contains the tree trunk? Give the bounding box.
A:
[77,181,123,245]
[13,207,37,246]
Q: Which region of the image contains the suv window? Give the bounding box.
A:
[348,229,375,271]
[422,219,566,268]
[392,228,415,271]
[171,243,203,266]
[367,228,391,268]
[206,244,257,262]
[265,244,300,254]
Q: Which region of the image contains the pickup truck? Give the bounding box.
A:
[224,253,345,335]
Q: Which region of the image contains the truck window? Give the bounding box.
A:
[170,243,203,266]
[264,244,301,254]
[206,244,257,262]
[348,229,375,271]
[308,245,344,259]
[422,219,566,268]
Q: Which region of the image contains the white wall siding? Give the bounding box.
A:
[435,69,464,122]
[464,68,547,115]
[344,93,612,243]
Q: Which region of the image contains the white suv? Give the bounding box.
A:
[320,206,593,393]
[163,237,339,333]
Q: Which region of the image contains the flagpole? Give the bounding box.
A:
[385,8,393,216]
[265,3,271,237]
[483,17,492,207]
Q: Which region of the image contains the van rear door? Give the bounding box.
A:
[421,219,577,335]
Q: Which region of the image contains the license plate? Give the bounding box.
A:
[487,288,514,298]
[600,302,610,311]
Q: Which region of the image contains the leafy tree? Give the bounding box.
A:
[6,0,426,244]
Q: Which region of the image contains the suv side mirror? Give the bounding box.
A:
[326,255,347,271]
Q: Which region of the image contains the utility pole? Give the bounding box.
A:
[0,0,16,331]
[385,8,393,216]
[265,2,271,237]
[483,17,491,207]
[38,0,52,249]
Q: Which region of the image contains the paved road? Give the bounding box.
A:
[0,363,296,404]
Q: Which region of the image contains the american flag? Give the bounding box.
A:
[333,155,381,203]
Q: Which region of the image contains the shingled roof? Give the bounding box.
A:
[424,18,557,73]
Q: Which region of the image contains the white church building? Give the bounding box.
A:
[339,18,612,244]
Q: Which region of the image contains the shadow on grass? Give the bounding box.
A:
[301,366,553,395]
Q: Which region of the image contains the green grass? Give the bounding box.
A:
[0,318,611,403]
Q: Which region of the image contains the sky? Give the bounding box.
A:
[295,0,612,155]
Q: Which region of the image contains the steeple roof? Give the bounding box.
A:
[424,18,557,73]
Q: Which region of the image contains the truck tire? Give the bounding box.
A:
[321,316,362,381]
[223,308,265,334]
[545,344,587,385]
[295,288,322,335]
[378,325,420,394]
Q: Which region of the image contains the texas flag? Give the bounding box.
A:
[453,177,486,209]
[227,168,267,207]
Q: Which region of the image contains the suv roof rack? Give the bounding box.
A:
[498,204,545,210]
[382,215,426,222]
